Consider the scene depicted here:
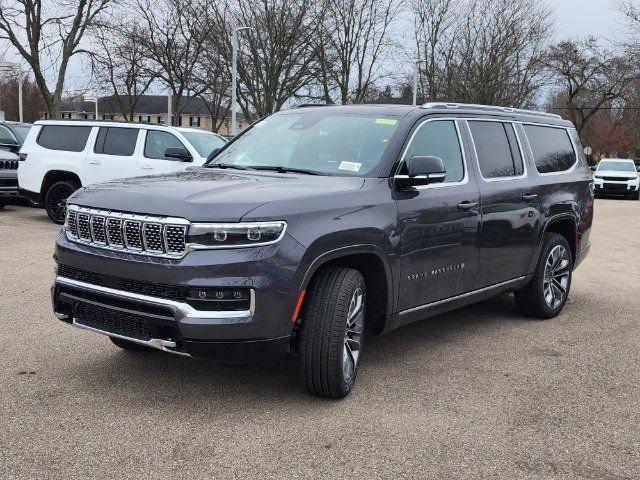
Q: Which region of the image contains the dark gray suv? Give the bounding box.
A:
[52,104,593,398]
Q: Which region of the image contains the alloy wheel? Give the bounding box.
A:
[47,185,74,223]
[543,245,571,309]
[343,287,364,382]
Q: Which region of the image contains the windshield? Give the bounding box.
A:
[11,125,31,144]
[597,160,636,172]
[181,132,226,157]
[208,113,399,176]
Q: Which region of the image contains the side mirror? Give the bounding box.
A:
[396,155,446,188]
[165,147,193,162]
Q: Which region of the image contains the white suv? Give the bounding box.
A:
[593,158,640,200]
[18,120,227,223]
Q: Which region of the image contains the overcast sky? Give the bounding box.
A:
[551,0,624,43]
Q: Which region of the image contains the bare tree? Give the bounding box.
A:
[410,0,552,107]
[315,0,399,104]
[132,0,213,123]
[89,18,157,120]
[222,0,323,118]
[544,38,635,135]
[0,74,46,122]
[0,0,110,118]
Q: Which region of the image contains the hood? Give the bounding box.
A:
[595,169,638,179]
[69,167,366,222]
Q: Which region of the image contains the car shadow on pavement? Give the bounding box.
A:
[69,293,537,404]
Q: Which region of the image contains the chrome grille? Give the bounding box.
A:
[124,220,143,250]
[65,206,189,258]
[78,213,91,240]
[91,216,107,244]
[0,159,18,170]
[66,210,79,237]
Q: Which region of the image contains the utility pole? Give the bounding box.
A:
[412,59,426,106]
[231,26,252,136]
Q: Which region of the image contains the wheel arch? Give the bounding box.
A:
[41,170,82,197]
[298,245,395,335]
[543,214,578,261]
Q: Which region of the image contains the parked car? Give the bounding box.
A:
[18,120,227,223]
[51,103,593,398]
[0,121,32,207]
[593,158,639,200]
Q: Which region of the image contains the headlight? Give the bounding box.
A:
[187,221,287,248]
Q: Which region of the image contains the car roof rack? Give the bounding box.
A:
[294,103,333,108]
[420,102,562,119]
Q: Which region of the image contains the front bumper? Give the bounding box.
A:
[0,170,18,198]
[52,230,307,363]
[594,181,639,196]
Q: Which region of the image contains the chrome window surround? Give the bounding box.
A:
[393,118,469,190]
[55,275,256,320]
[64,204,287,258]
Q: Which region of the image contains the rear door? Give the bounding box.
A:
[396,118,481,311]
[139,130,194,175]
[85,127,140,185]
[465,119,542,288]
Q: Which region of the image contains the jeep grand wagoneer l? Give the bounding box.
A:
[51,103,593,398]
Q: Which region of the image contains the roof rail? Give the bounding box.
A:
[420,102,562,119]
[294,103,333,108]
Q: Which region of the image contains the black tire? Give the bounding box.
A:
[45,180,79,224]
[515,233,573,319]
[109,336,156,352]
[632,190,639,200]
[0,199,6,209]
[298,266,366,399]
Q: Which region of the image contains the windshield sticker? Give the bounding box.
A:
[339,161,362,172]
[375,118,397,126]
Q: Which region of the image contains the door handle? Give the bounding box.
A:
[522,193,538,201]
[457,201,478,211]
[88,161,101,165]
[140,164,154,170]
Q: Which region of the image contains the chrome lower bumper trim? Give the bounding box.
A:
[55,275,255,319]
[71,319,191,357]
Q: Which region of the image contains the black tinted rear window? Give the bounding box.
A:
[37,125,92,152]
[524,125,576,173]
[469,121,522,178]
[94,127,138,156]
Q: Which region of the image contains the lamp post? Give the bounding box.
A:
[0,62,23,122]
[412,59,426,106]
[231,26,253,136]
[83,95,99,119]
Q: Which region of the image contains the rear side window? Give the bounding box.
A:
[94,127,139,156]
[401,120,464,183]
[37,125,92,152]
[144,130,187,160]
[469,121,523,179]
[524,125,576,173]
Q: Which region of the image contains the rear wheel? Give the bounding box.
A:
[45,180,79,224]
[109,336,155,352]
[298,266,365,399]
[515,233,573,319]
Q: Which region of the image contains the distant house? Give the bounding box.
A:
[43,95,247,135]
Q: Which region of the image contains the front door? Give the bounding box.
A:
[465,120,542,289]
[396,118,481,311]
[139,130,194,175]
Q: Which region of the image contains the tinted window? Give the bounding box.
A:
[504,123,524,176]
[37,125,92,152]
[469,121,523,178]
[0,126,15,144]
[144,131,187,160]
[524,125,576,173]
[94,127,139,156]
[401,120,464,183]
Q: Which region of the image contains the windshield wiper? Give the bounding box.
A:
[250,166,321,175]
[205,163,251,171]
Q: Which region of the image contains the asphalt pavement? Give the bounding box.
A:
[0,199,638,479]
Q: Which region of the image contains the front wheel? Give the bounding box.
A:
[45,180,79,224]
[297,267,366,399]
[515,233,573,319]
[632,190,639,200]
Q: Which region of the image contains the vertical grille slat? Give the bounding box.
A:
[66,207,188,258]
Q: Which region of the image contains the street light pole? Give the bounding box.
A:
[231,26,252,136]
[17,74,23,122]
[412,59,425,106]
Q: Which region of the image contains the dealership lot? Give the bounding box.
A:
[0,200,638,479]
